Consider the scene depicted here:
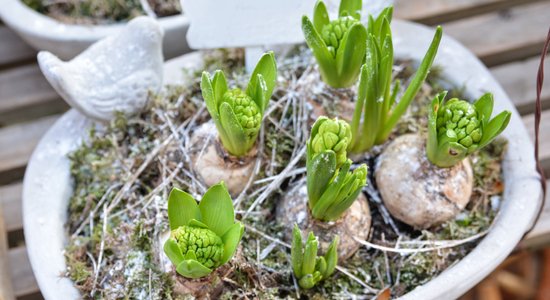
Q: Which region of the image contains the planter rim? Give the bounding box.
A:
[22,20,542,300]
[0,0,187,41]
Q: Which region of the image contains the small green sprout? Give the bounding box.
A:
[302,0,367,88]
[163,182,244,278]
[349,8,443,152]
[201,51,277,157]
[307,117,368,221]
[291,224,339,289]
[427,92,511,168]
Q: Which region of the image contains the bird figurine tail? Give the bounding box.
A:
[37,16,164,122]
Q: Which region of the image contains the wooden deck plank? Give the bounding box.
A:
[443,1,550,67]
[522,109,550,173]
[0,64,66,126]
[527,180,550,242]
[0,115,58,178]
[491,55,550,115]
[8,246,39,297]
[0,205,16,300]
[0,183,22,232]
[395,0,545,25]
[0,26,36,69]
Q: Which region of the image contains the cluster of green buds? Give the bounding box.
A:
[163,182,244,278]
[302,0,367,88]
[291,224,338,289]
[201,52,277,157]
[307,117,368,221]
[349,7,443,153]
[427,92,511,168]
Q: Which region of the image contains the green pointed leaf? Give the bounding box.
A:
[307,151,337,208]
[251,74,267,113]
[339,0,361,19]
[184,250,197,261]
[311,160,352,220]
[473,93,494,124]
[291,224,304,278]
[219,102,248,156]
[313,0,330,33]
[163,238,184,266]
[168,188,200,230]
[478,110,511,149]
[380,26,442,142]
[315,256,327,275]
[199,182,235,237]
[427,92,447,166]
[201,72,218,121]
[302,16,336,85]
[357,34,379,150]
[380,6,394,25]
[246,51,277,112]
[302,233,318,276]
[324,235,339,277]
[298,274,317,289]
[431,140,469,168]
[325,187,362,220]
[350,64,368,151]
[335,23,367,88]
[176,260,212,279]
[188,219,208,229]
[220,222,244,264]
[212,70,228,108]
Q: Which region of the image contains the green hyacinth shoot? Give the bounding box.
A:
[307,117,368,221]
[163,182,244,279]
[427,92,511,168]
[349,7,443,153]
[201,52,277,157]
[291,224,338,289]
[302,0,367,88]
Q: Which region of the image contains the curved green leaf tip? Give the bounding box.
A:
[163,182,244,279]
[307,117,368,221]
[201,52,277,157]
[291,224,339,289]
[426,92,511,168]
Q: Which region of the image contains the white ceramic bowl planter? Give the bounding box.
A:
[0,0,189,60]
[23,20,541,299]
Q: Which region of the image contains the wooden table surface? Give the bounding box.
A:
[1,0,549,299]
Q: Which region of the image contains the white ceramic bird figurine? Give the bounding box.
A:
[37,17,164,121]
